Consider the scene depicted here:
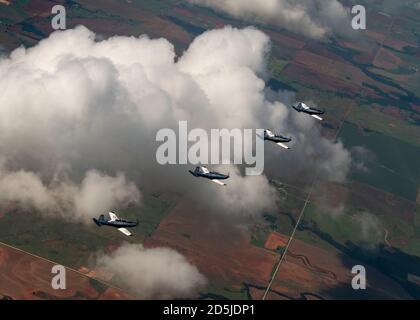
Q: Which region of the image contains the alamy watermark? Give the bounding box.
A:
[156,121,265,175]
[50,4,367,32]
[51,5,66,30]
[51,265,66,290]
[351,5,367,30]
[351,265,366,290]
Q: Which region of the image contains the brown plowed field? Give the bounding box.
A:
[0,242,132,299]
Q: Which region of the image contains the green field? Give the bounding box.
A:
[119,192,179,238]
[301,202,384,248]
[0,210,117,268]
[250,184,305,250]
[338,121,420,201]
[269,57,290,79]
[0,193,178,268]
[203,282,248,300]
[299,192,420,258]
[347,104,420,147]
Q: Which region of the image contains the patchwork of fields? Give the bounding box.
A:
[0,0,419,299]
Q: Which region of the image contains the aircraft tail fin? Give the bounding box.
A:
[93,214,106,226]
[189,169,198,177]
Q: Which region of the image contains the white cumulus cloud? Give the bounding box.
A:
[96,243,207,299]
[188,0,352,40]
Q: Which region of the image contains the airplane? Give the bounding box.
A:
[258,129,291,149]
[292,102,324,121]
[93,212,138,236]
[189,166,229,186]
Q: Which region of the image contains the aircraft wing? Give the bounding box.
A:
[109,212,118,221]
[118,228,132,236]
[311,114,323,121]
[276,142,290,149]
[211,179,226,186]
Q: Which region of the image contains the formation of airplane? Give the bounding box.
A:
[292,101,324,121]
[94,101,324,236]
[93,211,138,236]
[259,129,291,149]
[189,166,229,186]
[185,101,325,187]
